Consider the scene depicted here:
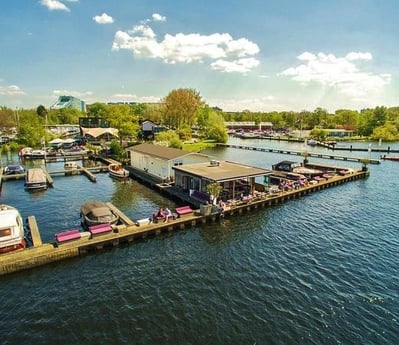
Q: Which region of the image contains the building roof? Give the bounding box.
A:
[172,161,272,182]
[81,127,118,138]
[127,143,208,161]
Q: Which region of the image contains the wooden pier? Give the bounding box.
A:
[0,169,369,276]
[217,143,381,164]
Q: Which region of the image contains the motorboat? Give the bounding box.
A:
[80,200,119,229]
[272,160,323,178]
[64,161,79,175]
[380,155,399,161]
[25,168,47,191]
[19,148,46,159]
[3,164,25,175]
[108,163,129,179]
[0,204,26,254]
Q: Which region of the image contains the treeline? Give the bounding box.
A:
[1,89,399,147]
[221,106,399,140]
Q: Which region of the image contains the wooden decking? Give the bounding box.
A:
[0,169,369,276]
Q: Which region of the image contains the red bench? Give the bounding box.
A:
[89,223,113,236]
[175,206,193,217]
[55,229,81,243]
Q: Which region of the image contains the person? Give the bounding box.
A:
[164,207,172,223]
[218,200,225,218]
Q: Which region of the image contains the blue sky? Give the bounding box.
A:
[1,0,398,112]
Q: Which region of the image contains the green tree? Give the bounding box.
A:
[16,110,46,147]
[36,105,48,118]
[155,130,183,148]
[107,105,140,144]
[371,124,399,141]
[0,106,16,129]
[162,88,203,128]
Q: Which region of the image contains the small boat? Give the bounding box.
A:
[25,168,47,191]
[20,148,46,159]
[80,200,119,229]
[3,164,25,175]
[108,163,129,179]
[306,139,318,146]
[381,155,399,161]
[64,161,79,175]
[0,204,26,254]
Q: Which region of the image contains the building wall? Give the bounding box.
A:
[130,152,209,181]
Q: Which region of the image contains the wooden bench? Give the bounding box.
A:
[175,206,193,217]
[89,223,113,236]
[55,229,81,243]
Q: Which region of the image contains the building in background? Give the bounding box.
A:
[51,96,86,112]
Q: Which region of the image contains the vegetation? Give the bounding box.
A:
[206,182,223,205]
[1,88,399,151]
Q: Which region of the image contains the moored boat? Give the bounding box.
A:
[80,200,119,229]
[380,155,399,161]
[0,204,26,254]
[64,161,79,175]
[3,164,25,175]
[25,168,47,191]
[108,163,129,179]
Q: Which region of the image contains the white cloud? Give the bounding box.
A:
[53,89,93,97]
[211,95,277,112]
[108,93,161,103]
[93,13,114,24]
[112,24,260,73]
[0,85,25,96]
[40,0,70,12]
[152,13,166,22]
[280,51,391,99]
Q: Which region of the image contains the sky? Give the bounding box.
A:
[0,0,398,112]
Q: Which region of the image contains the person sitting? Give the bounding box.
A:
[218,200,225,218]
[164,207,173,223]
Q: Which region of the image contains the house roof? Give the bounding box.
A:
[172,161,272,182]
[127,143,208,161]
[81,127,118,138]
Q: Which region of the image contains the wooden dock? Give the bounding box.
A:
[0,169,369,276]
[217,143,381,164]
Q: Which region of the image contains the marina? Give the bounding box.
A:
[0,164,368,275]
[0,141,397,345]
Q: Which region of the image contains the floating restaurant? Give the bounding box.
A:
[0,147,370,276]
[0,139,369,275]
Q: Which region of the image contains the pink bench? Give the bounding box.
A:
[175,206,193,217]
[56,229,81,243]
[89,223,113,236]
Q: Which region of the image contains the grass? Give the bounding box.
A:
[182,139,217,152]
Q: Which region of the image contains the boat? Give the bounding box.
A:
[306,139,318,146]
[108,163,129,179]
[3,164,25,175]
[25,168,47,191]
[64,161,79,175]
[19,148,46,159]
[0,204,26,254]
[80,200,119,229]
[272,160,323,178]
[380,155,399,161]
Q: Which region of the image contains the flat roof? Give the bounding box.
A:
[173,161,272,182]
[127,143,208,161]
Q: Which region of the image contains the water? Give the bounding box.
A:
[1,140,398,345]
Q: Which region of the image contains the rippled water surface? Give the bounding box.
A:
[1,140,398,344]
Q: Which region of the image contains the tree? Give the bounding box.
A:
[36,105,48,118]
[107,105,140,144]
[155,130,183,149]
[206,182,223,205]
[162,88,203,128]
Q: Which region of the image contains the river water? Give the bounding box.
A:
[1,139,398,345]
